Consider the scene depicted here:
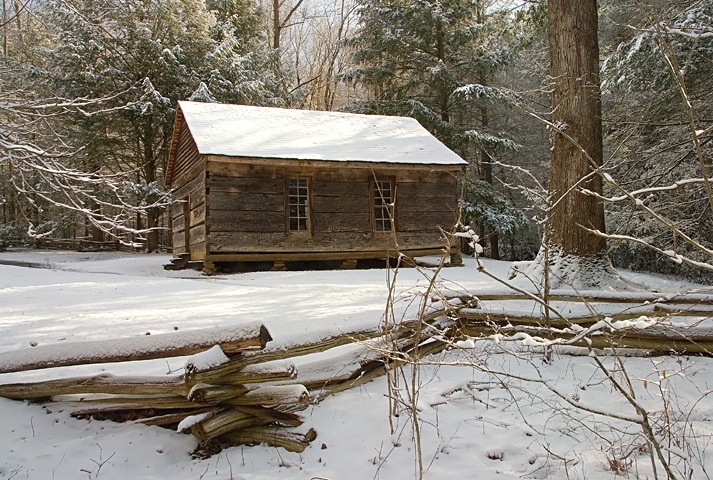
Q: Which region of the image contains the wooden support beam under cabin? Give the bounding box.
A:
[204,246,459,265]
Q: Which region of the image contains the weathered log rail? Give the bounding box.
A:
[35,237,147,252]
[0,307,459,455]
[0,292,712,456]
[0,323,273,374]
[455,293,713,354]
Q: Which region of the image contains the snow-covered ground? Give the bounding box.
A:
[0,249,712,479]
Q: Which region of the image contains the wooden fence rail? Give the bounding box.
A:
[35,237,152,253]
[0,323,272,374]
[0,303,460,455]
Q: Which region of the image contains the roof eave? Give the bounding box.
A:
[200,153,467,169]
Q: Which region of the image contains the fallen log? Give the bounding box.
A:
[0,322,272,374]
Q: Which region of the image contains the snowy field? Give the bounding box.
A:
[1,249,712,480]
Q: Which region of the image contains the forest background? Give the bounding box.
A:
[0,0,711,282]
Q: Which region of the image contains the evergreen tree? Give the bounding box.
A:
[26,0,291,249]
[344,0,506,135]
[206,0,262,45]
[0,56,170,244]
[600,0,713,281]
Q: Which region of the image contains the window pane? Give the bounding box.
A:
[374,180,393,232]
[288,178,309,231]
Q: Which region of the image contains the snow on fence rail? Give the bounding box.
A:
[0,322,272,374]
[35,237,145,252]
[0,298,465,456]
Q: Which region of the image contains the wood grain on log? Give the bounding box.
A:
[223,426,317,453]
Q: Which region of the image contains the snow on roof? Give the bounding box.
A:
[177,101,467,166]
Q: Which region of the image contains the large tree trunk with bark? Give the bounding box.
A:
[547,0,605,255]
[523,0,627,290]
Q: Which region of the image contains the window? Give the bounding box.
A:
[373,180,393,232]
[287,178,310,231]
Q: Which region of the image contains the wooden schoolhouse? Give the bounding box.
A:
[165,101,467,272]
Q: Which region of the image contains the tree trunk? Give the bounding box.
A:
[13,0,22,43]
[88,213,104,241]
[142,121,159,252]
[272,0,281,50]
[2,0,8,57]
[271,0,304,54]
[146,207,159,252]
[479,104,500,260]
[523,0,626,289]
[546,0,606,256]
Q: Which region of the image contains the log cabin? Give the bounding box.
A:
[165,101,467,272]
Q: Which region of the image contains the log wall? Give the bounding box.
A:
[169,117,208,258]
[169,119,201,187]
[171,165,207,260]
[203,158,460,260]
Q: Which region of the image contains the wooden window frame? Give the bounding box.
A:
[371,177,395,233]
[286,177,312,233]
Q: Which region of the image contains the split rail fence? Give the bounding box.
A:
[0,292,712,455]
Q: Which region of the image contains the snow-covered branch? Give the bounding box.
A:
[0,60,171,244]
[587,229,713,273]
[589,177,712,203]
